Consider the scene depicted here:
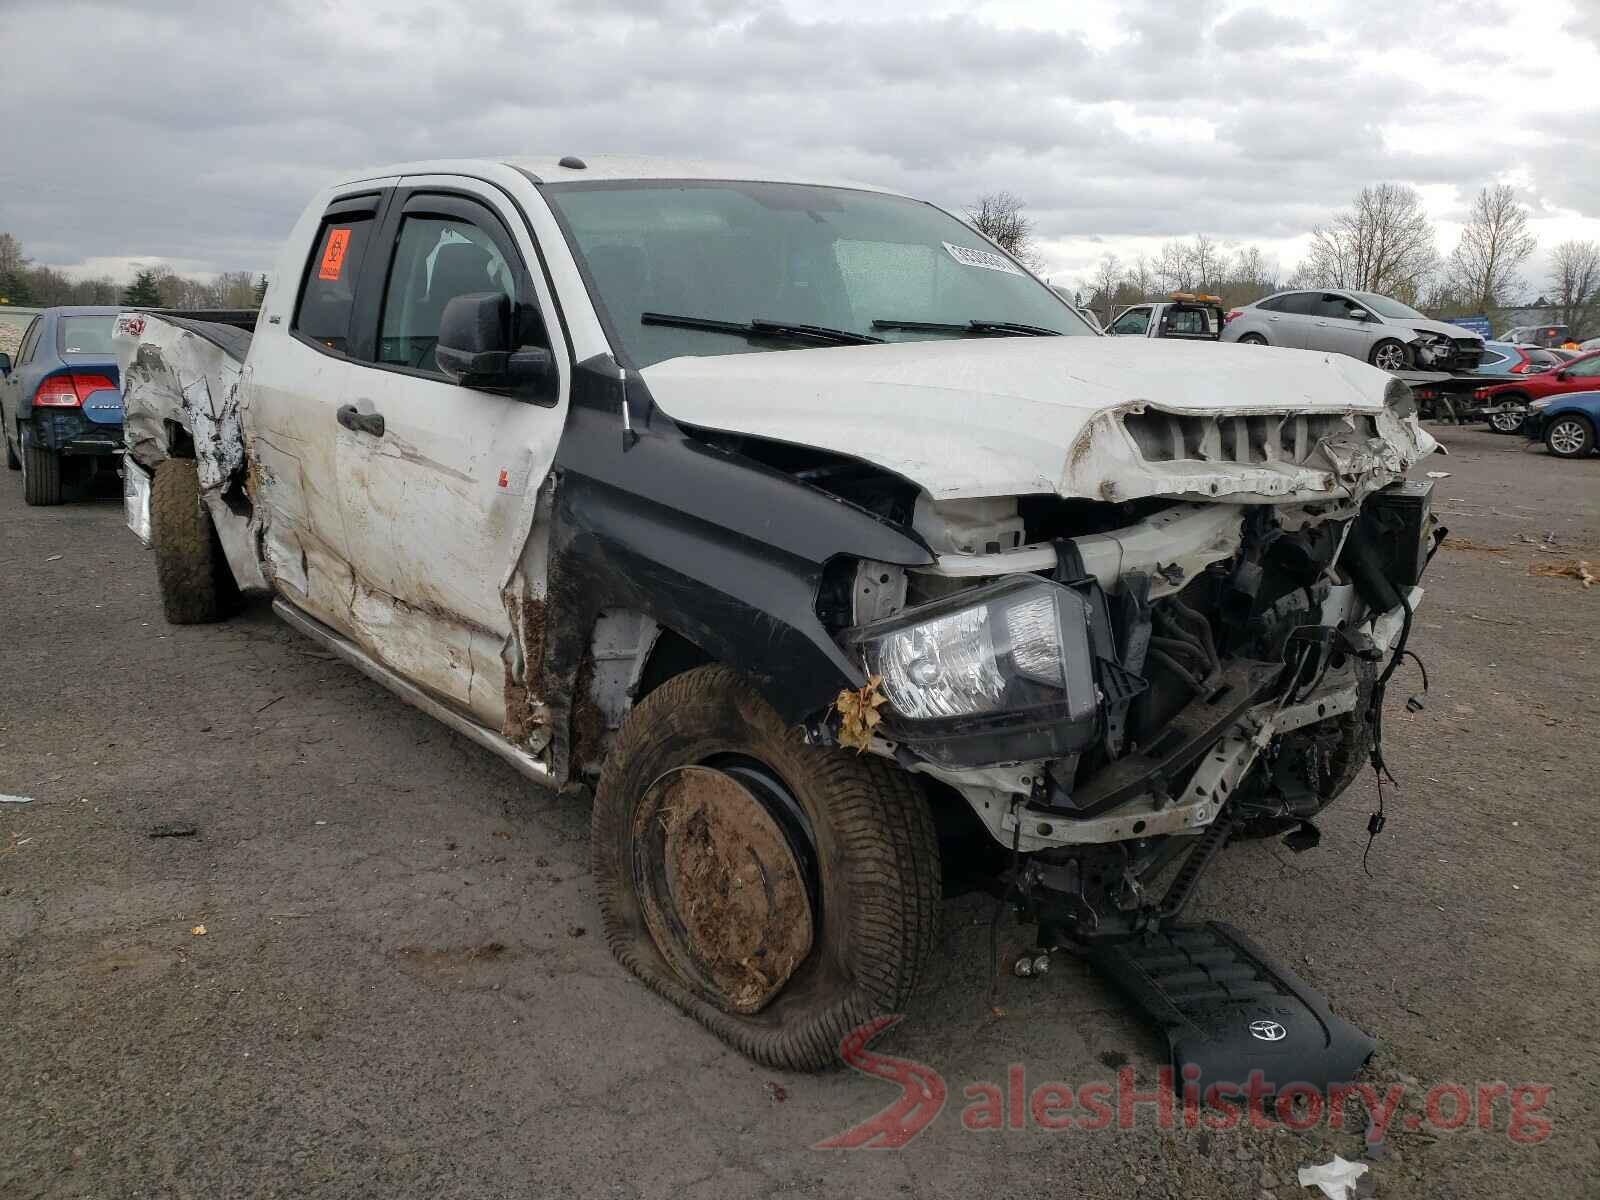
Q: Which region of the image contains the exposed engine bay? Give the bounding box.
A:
[798,447,1441,944]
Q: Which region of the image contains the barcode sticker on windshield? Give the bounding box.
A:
[943,241,1024,276]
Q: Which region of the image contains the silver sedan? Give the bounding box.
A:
[1222,289,1485,372]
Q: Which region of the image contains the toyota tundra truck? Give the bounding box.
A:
[117,156,1441,1084]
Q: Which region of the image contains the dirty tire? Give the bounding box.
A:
[592,664,941,1072]
[151,458,236,624]
[1369,338,1409,372]
[21,442,62,505]
[1545,414,1594,459]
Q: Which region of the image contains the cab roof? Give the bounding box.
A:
[343,155,900,195]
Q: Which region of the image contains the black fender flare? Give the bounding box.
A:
[539,356,933,781]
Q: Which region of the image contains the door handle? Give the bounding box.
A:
[336,404,385,437]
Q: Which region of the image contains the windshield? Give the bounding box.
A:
[1349,292,1425,321]
[58,316,116,356]
[542,181,1094,367]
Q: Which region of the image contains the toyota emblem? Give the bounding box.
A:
[1249,1019,1287,1042]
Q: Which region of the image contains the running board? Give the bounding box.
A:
[1087,921,1374,1095]
[272,599,552,785]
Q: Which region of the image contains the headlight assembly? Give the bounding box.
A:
[845,577,1101,766]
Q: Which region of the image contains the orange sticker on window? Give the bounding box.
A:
[318,228,352,281]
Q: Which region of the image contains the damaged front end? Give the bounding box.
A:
[823,391,1442,946]
[1407,329,1485,372]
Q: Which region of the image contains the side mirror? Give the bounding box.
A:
[1347,308,1369,322]
[437,292,554,394]
[0,351,10,376]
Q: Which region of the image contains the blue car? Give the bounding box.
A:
[0,305,124,505]
[1522,389,1600,459]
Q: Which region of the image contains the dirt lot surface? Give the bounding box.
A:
[1,426,1595,1198]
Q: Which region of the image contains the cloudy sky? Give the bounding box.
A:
[2,0,1597,297]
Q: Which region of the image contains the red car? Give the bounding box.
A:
[1475,349,1600,433]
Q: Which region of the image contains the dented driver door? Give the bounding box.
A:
[331,179,569,726]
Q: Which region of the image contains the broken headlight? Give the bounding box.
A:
[846,577,1101,766]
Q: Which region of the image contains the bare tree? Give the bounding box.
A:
[1154,239,1196,292]
[1089,253,1122,325]
[965,191,1045,271]
[1446,184,1536,314]
[1547,240,1600,339]
[1123,254,1156,302]
[1229,246,1279,296]
[1299,183,1440,301]
[1188,234,1224,292]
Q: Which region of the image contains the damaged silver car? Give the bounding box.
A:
[1224,288,1485,372]
[116,157,1441,1083]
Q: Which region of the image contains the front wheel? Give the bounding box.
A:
[1370,339,1409,372]
[1546,414,1595,459]
[592,664,941,1071]
[1237,333,1268,346]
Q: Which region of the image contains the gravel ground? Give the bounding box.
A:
[1,426,1595,1198]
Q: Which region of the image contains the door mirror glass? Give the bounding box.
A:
[0,351,10,376]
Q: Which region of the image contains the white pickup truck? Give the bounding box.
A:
[117,156,1439,1077]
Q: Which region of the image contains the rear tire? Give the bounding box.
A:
[592,664,941,1072]
[1545,414,1594,459]
[21,440,62,506]
[151,457,237,624]
[1369,339,1409,372]
[1488,408,1524,434]
[1237,333,1268,346]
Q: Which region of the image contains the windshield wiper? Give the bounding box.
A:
[872,319,1063,337]
[641,312,883,346]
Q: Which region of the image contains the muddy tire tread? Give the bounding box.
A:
[151,458,231,625]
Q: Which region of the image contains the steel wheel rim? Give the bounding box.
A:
[1550,421,1585,454]
[631,762,817,1014]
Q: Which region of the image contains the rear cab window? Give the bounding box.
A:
[293,194,382,356]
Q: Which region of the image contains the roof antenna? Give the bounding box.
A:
[558,155,587,170]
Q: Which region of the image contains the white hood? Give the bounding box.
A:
[640,337,1436,503]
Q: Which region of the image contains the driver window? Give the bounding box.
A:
[1110,307,1150,335]
[379,217,515,373]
